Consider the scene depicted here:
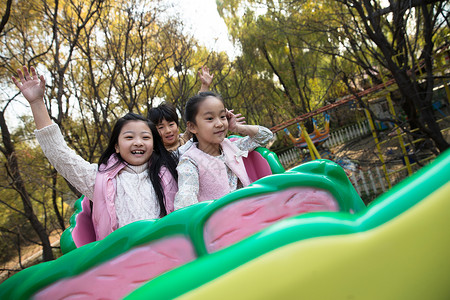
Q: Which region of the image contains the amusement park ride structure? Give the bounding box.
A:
[270,45,450,188]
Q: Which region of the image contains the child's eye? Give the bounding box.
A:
[220,115,227,119]
[169,122,176,127]
[206,117,213,121]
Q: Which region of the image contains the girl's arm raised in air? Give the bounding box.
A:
[198,66,214,93]
[12,66,52,130]
[12,66,98,199]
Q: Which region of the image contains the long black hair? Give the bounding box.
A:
[185,91,224,142]
[98,113,178,217]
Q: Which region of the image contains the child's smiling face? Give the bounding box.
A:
[188,96,228,155]
[156,118,180,148]
[115,120,154,166]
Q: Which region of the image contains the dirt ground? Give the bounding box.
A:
[332,118,450,170]
[0,230,62,283]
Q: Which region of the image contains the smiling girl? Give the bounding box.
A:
[174,92,273,210]
[12,66,178,240]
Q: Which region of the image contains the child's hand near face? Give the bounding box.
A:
[226,109,246,133]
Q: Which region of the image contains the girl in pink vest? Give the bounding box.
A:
[12,66,178,240]
[175,91,273,210]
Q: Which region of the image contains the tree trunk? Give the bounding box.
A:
[0,111,54,261]
[394,73,449,152]
[420,102,449,151]
[52,168,66,230]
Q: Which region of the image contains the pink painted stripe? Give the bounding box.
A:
[34,236,196,300]
[204,187,338,253]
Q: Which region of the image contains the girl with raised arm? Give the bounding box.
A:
[12,66,178,240]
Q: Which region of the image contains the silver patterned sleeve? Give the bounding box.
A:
[233,126,274,151]
[174,157,200,210]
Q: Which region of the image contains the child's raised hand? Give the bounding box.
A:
[198,66,214,91]
[12,66,46,105]
[226,109,246,133]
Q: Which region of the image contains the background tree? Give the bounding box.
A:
[159,24,208,124]
[1,0,67,264]
[218,0,449,152]
[301,0,448,151]
[338,0,449,152]
[217,0,345,131]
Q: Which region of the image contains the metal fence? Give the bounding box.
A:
[349,167,386,200]
[278,120,371,167]
[275,119,410,203]
[277,148,400,202]
[323,120,371,148]
[278,148,302,168]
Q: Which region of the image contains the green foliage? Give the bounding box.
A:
[217,0,353,123]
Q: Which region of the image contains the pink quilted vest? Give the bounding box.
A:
[89,156,124,240]
[182,139,251,202]
[86,155,177,241]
